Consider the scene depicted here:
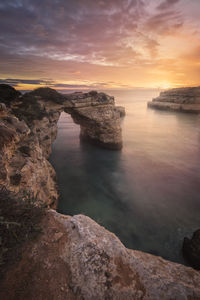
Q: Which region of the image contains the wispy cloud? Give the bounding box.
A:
[156,0,180,10]
[0,0,199,88]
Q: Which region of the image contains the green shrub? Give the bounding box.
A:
[29,87,65,104]
[0,84,21,106]
[88,91,98,96]
[12,93,48,124]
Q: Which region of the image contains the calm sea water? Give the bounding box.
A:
[49,89,200,264]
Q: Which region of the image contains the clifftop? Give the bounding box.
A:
[1,209,200,299]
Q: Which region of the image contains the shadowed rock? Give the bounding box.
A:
[183,229,200,270]
[0,84,21,105]
[69,105,122,150]
[115,105,126,117]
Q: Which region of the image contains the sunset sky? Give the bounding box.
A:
[0,0,200,90]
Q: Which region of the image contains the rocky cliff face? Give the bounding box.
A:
[1,210,200,300]
[0,102,58,207]
[0,85,124,206]
[148,86,200,113]
[1,85,200,299]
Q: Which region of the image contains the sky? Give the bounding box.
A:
[0,0,200,90]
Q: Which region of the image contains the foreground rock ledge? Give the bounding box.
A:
[148,86,200,113]
[1,210,200,300]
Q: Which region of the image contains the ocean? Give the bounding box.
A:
[49,89,200,264]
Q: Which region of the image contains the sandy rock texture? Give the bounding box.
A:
[1,210,200,300]
[148,86,200,113]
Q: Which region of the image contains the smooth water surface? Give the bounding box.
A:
[49,89,200,264]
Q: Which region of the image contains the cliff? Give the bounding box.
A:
[0,95,58,207]
[0,85,123,206]
[148,86,200,113]
[1,85,200,299]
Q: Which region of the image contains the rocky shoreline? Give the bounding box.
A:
[148,86,200,113]
[0,85,124,206]
[1,84,200,299]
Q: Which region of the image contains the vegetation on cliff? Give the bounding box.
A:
[0,187,44,280]
[29,87,65,104]
[12,93,49,124]
[0,84,21,105]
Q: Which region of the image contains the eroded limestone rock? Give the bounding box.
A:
[8,86,123,152]
[1,210,200,300]
[69,105,122,149]
[0,85,124,205]
[148,86,200,113]
[0,84,21,105]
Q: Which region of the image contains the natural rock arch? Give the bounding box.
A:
[0,85,125,206]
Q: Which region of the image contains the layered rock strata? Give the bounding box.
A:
[1,210,200,300]
[148,86,200,113]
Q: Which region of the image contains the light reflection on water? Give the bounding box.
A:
[49,89,200,264]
